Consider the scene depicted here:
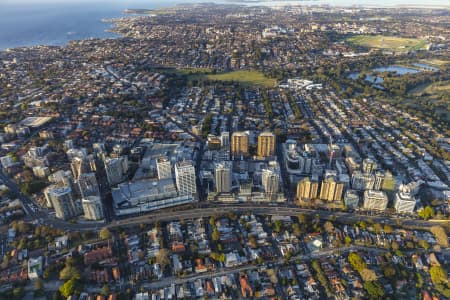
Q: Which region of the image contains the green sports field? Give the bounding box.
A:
[347,35,428,51]
[203,70,277,88]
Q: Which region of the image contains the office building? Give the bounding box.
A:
[382,172,396,191]
[344,189,360,208]
[362,158,377,174]
[207,135,222,150]
[112,178,194,216]
[351,171,375,190]
[394,192,416,213]
[363,190,388,211]
[156,156,172,180]
[33,166,50,179]
[78,173,100,198]
[220,132,230,147]
[45,186,78,220]
[215,161,232,193]
[231,132,249,158]
[257,132,276,158]
[261,168,279,195]
[374,171,385,190]
[344,157,360,174]
[104,156,128,186]
[82,196,104,220]
[71,156,90,180]
[175,161,197,195]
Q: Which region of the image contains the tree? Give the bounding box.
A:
[382,264,396,278]
[101,284,110,296]
[360,268,378,282]
[363,281,385,298]
[210,252,225,262]
[348,252,367,272]
[59,265,80,281]
[323,221,334,233]
[292,223,303,237]
[418,239,430,250]
[59,278,78,298]
[35,278,44,291]
[429,266,448,285]
[155,248,170,269]
[99,228,112,240]
[383,224,393,234]
[249,236,257,248]
[274,220,283,233]
[1,254,9,269]
[52,291,63,300]
[12,287,25,300]
[344,236,352,246]
[212,228,220,241]
[391,241,399,251]
[418,206,435,220]
[430,226,449,247]
[298,213,308,224]
[373,223,382,234]
[415,272,424,288]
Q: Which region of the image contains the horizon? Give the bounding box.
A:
[2,0,450,7]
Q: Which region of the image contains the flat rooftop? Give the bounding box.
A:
[20,116,53,128]
[112,178,177,207]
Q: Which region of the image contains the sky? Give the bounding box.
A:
[2,0,449,7]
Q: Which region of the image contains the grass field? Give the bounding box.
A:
[347,35,428,51]
[151,67,213,76]
[153,68,277,88]
[202,70,277,88]
[422,81,450,93]
[419,59,449,67]
[410,80,450,95]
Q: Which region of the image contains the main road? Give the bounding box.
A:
[107,203,446,231]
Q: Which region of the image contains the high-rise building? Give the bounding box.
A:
[82,196,104,220]
[175,161,197,195]
[231,132,249,158]
[344,157,360,174]
[319,176,344,201]
[257,132,276,158]
[45,186,78,220]
[362,158,377,174]
[220,132,230,147]
[78,173,100,198]
[394,192,416,213]
[296,177,319,201]
[351,171,375,191]
[374,171,385,190]
[363,190,388,211]
[215,161,232,193]
[156,156,172,180]
[71,156,90,180]
[86,154,97,172]
[261,168,279,195]
[344,189,360,208]
[382,171,396,191]
[104,156,128,186]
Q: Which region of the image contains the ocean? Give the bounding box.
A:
[0,0,448,50]
[0,0,176,50]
